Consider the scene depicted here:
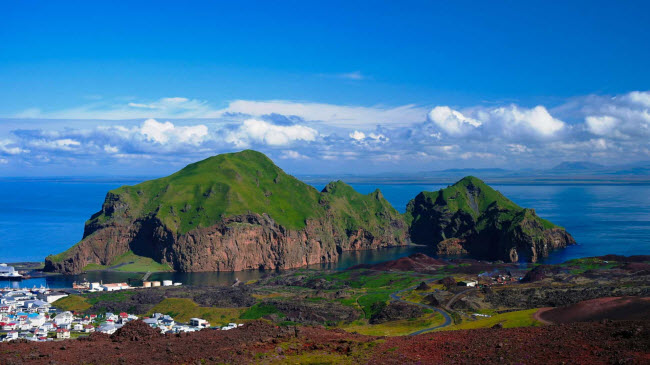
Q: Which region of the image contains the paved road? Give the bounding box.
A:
[389,279,453,336]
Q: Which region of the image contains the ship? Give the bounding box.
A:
[0,264,23,280]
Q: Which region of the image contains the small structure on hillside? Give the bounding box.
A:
[458,280,478,287]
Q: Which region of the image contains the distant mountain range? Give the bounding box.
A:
[300,161,650,184]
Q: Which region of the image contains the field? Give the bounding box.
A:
[342,312,445,336]
[437,309,541,331]
[146,298,245,326]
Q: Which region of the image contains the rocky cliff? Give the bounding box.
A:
[404,176,575,263]
[45,150,408,274]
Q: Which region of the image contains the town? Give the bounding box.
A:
[0,282,243,342]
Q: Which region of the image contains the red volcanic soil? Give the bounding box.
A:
[368,321,649,365]
[366,253,448,271]
[540,296,650,324]
[1,320,649,364]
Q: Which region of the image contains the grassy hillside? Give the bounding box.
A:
[97,150,324,234]
[406,176,522,223]
[320,181,405,239]
[48,150,407,268]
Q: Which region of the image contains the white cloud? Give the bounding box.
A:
[490,105,565,137]
[428,106,482,136]
[2,91,649,172]
[585,115,619,136]
[426,104,565,140]
[0,140,28,155]
[279,150,309,159]
[223,100,428,128]
[140,119,208,145]
[29,139,81,151]
[0,158,8,164]
[226,119,318,147]
[349,130,366,140]
[103,145,119,153]
[577,91,650,140]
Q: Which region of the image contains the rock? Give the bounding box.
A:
[111,320,162,341]
[370,302,424,324]
[415,281,431,291]
[405,176,575,263]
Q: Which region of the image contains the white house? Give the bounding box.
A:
[2,322,17,331]
[53,311,74,325]
[97,323,117,335]
[73,323,83,331]
[458,280,478,287]
[56,328,70,339]
[28,314,46,327]
[189,318,209,328]
[4,331,18,341]
[39,291,68,304]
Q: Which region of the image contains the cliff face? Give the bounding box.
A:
[405,176,575,263]
[45,150,408,274]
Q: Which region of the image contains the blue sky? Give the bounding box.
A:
[1,1,649,176]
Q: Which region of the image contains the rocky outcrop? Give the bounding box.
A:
[405,176,576,263]
[45,212,408,274]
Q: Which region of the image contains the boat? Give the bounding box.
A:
[0,264,23,280]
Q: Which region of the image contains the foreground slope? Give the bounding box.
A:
[45,150,408,274]
[2,320,647,364]
[405,176,575,262]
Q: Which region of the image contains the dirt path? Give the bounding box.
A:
[533,307,555,325]
[390,278,452,335]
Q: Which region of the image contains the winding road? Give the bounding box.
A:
[389,278,453,336]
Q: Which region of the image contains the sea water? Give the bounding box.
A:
[1,178,649,288]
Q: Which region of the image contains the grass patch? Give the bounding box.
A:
[110,251,173,272]
[146,298,245,326]
[239,303,282,320]
[342,312,446,336]
[52,295,91,312]
[438,309,541,331]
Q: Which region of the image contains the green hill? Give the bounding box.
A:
[45,150,408,274]
[405,176,575,262]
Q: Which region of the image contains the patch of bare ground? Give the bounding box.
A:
[540,296,650,324]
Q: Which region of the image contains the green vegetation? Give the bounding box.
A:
[52,295,91,312]
[146,298,245,325]
[563,257,619,274]
[82,250,172,272]
[438,309,541,331]
[240,303,283,319]
[48,150,406,265]
[343,312,446,336]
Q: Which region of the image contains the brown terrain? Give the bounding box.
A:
[540,296,650,324]
[1,320,648,364]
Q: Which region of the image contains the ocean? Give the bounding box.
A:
[1,178,649,288]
